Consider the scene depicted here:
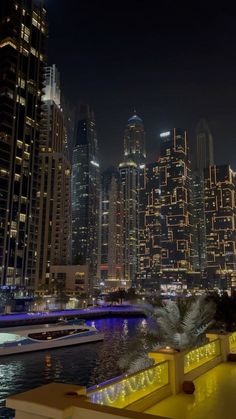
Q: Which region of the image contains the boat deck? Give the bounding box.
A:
[145,362,236,419]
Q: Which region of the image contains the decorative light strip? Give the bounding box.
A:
[184,339,221,374]
[229,332,236,351]
[88,361,169,409]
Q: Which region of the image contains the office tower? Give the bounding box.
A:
[192,175,206,272]
[138,162,161,285]
[192,119,214,274]
[119,112,146,285]
[159,129,192,274]
[61,97,76,164]
[99,168,124,289]
[72,104,100,289]
[124,112,146,164]
[204,165,236,288]
[36,65,71,290]
[0,0,46,289]
[119,160,139,283]
[195,119,214,174]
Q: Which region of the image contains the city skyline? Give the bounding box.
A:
[46,0,236,169]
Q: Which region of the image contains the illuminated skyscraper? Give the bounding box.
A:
[119,160,139,283]
[138,162,161,285]
[0,0,46,289]
[192,119,214,274]
[159,129,192,274]
[72,104,100,289]
[124,112,146,165]
[99,168,124,289]
[204,165,236,288]
[119,112,146,284]
[36,65,71,290]
[195,119,214,174]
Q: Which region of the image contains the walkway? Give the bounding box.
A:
[145,362,236,419]
[0,305,144,326]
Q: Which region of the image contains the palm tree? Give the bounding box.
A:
[120,295,216,374]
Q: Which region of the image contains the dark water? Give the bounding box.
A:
[0,316,148,418]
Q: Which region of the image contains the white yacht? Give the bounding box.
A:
[0,321,104,356]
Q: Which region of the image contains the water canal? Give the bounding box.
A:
[0,316,148,418]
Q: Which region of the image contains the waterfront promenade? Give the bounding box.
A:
[0,305,145,327]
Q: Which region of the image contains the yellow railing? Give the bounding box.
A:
[229,332,236,352]
[88,361,169,409]
[184,339,221,374]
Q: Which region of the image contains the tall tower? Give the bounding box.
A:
[0,0,46,290]
[99,168,124,289]
[124,112,146,164]
[36,65,71,290]
[72,104,100,289]
[204,165,236,289]
[138,162,161,286]
[159,129,192,274]
[195,118,214,174]
[192,119,214,273]
[119,112,146,285]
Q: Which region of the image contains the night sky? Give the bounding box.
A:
[46,1,236,169]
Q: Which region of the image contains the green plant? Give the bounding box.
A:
[120,295,216,374]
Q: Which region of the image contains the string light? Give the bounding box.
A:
[184,340,220,373]
[229,332,236,351]
[88,362,169,408]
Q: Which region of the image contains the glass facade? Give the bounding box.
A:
[0,0,46,289]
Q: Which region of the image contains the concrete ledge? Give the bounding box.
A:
[6,383,171,419]
[184,355,222,381]
[126,384,172,412]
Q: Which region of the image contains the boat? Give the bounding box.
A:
[0,321,104,356]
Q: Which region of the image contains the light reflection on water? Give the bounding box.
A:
[0,316,147,418]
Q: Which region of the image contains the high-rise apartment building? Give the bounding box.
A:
[124,113,146,164]
[204,165,236,288]
[119,160,139,283]
[72,104,100,289]
[36,65,71,290]
[192,119,214,274]
[195,119,214,175]
[0,0,46,289]
[99,168,124,289]
[138,162,161,285]
[159,129,192,274]
[119,112,146,285]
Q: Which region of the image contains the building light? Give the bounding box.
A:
[160,131,171,138]
[90,160,99,167]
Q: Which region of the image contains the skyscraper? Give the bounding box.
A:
[195,118,214,175]
[204,165,236,289]
[72,104,100,289]
[99,168,124,289]
[124,113,146,165]
[138,162,161,286]
[159,129,192,275]
[118,112,146,285]
[119,160,139,284]
[36,65,71,290]
[192,119,214,274]
[0,0,46,289]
